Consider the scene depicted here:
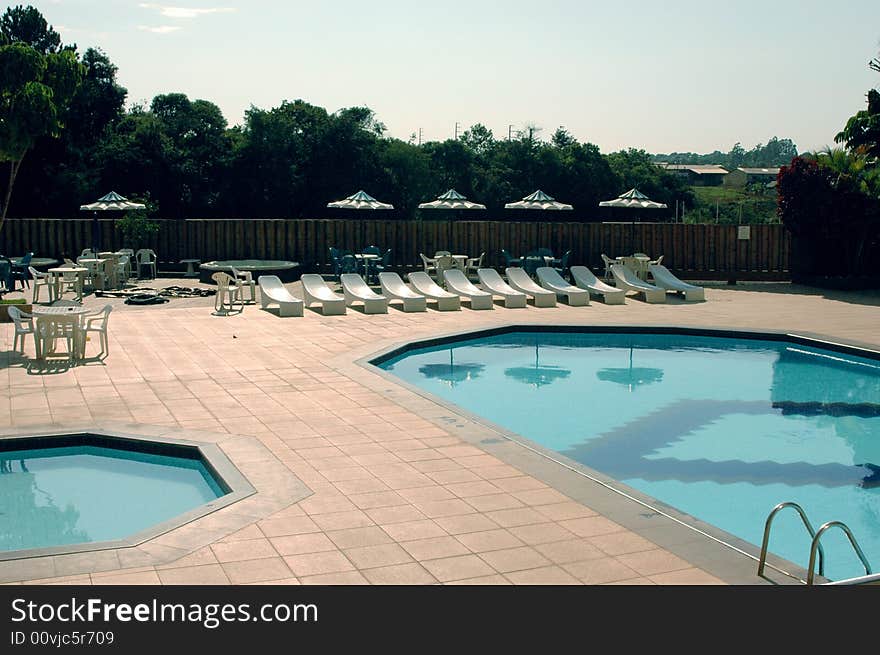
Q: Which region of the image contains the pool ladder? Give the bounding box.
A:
[758,501,873,585]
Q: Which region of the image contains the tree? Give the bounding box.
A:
[777,153,879,278]
[835,48,880,162]
[9,46,128,217]
[0,13,84,226]
[0,4,62,53]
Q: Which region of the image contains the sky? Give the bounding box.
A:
[23,0,880,155]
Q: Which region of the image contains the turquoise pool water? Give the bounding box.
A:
[378,331,880,581]
[0,445,226,553]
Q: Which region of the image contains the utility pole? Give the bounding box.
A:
[508,124,514,141]
[418,128,423,146]
[454,122,460,140]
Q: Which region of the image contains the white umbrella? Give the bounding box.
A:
[327,190,394,210]
[418,189,486,210]
[80,191,147,212]
[599,188,667,210]
[504,189,573,211]
[80,191,146,253]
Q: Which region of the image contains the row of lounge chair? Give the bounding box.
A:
[256,263,704,317]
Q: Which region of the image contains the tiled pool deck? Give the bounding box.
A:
[2,278,879,586]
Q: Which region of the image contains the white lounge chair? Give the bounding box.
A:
[258,275,304,317]
[504,267,557,307]
[379,272,427,312]
[442,268,493,310]
[610,264,666,303]
[569,265,626,305]
[340,273,388,314]
[648,264,705,302]
[476,268,527,308]
[536,267,590,306]
[300,274,346,315]
[407,271,460,311]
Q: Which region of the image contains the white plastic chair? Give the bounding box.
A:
[610,264,667,303]
[258,275,304,317]
[407,271,461,311]
[442,268,494,310]
[34,313,79,363]
[136,249,158,279]
[505,267,557,307]
[340,273,388,314]
[600,254,617,281]
[231,267,257,304]
[212,271,243,314]
[300,274,346,315]
[465,252,485,278]
[536,267,590,306]
[115,254,131,283]
[569,265,626,305]
[476,268,527,308]
[419,253,437,277]
[80,304,112,357]
[28,266,55,304]
[378,272,427,312]
[648,264,705,302]
[7,306,34,354]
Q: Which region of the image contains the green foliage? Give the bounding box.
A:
[0,6,83,225]
[0,4,61,53]
[777,154,879,278]
[653,137,799,168]
[115,195,160,251]
[687,186,778,225]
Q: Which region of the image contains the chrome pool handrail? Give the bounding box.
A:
[758,501,824,580]
[807,521,872,586]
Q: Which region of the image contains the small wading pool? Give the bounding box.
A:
[0,432,242,559]
[200,259,301,284]
[374,327,880,582]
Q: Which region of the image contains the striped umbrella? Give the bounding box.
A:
[504,189,573,211]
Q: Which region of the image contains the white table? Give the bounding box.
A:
[31,305,91,360]
[48,266,87,302]
[76,258,114,290]
[617,255,651,280]
[180,258,201,278]
[354,253,381,282]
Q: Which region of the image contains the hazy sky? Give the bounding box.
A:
[26,0,880,154]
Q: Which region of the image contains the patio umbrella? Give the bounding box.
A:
[504,190,573,211]
[598,188,667,253]
[79,191,146,254]
[327,190,394,210]
[418,189,486,211]
[598,188,667,211]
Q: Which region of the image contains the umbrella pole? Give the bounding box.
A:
[92,211,99,254]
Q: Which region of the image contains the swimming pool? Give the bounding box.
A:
[0,437,229,556]
[376,328,880,582]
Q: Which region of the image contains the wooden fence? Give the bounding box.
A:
[0,218,791,279]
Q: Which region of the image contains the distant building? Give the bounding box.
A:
[656,163,729,186]
[724,167,781,188]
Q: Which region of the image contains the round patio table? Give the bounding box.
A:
[32,304,91,360]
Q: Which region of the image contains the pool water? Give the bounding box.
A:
[0,445,226,553]
[378,331,880,581]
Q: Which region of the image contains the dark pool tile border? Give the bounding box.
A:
[0,423,312,581]
[357,323,880,585]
